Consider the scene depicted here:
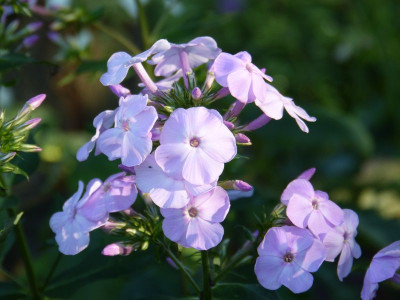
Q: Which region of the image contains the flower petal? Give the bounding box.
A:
[279,263,314,294]
[196,187,230,223]
[213,53,245,87]
[255,255,284,290]
[337,243,353,281]
[281,179,314,206]
[323,230,344,262]
[155,143,191,179]
[286,194,313,228]
[227,69,252,103]
[184,218,224,250]
[100,52,132,86]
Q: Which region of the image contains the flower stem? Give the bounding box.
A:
[201,250,212,300]
[92,22,141,55]
[164,246,201,295]
[42,252,62,291]
[7,207,41,300]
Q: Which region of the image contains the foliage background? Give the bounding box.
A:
[0,0,399,299]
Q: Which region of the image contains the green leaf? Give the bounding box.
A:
[0,282,25,298]
[0,54,36,72]
[212,283,280,300]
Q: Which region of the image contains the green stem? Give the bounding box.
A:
[164,245,201,295]
[201,251,212,300]
[0,267,26,291]
[7,207,41,300]
[135,0,151,49]
[212,244,252,284]
[93,22,141,54]
[42,252,62,291]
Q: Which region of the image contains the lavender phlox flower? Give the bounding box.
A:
[109,84,131,98]
[255,226,326,293]
[155,107,236,185]
[213,51,272,104]
[76,109,116,161]
[149,37,221,79]
[100,39,171,86]
[161,186,230,250]
[136,153,215,209]
[255,84,316,133]
[361,241,400,300]
[281,171,344,239]
[323,209,362,281]
[102,242,134,256]
[97,94,157,167]
[80,172,137,222]
[49,180,107,255]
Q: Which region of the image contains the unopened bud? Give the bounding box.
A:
[19,144,42,152]
[26,22,43,33]
[109,84,131,98]
[191,87,202,100]
[21,35,39,49]
[223,121,234,130]
[101,220,126,233]
[17,118,42,132]
[0,152,17,163]
[203,71,215,91]
[235,133,251,145]
[18,94,46,118]
[102,243,133,256]
[219,180,253,192]
[141,241,149,251]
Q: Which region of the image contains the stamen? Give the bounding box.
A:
[188,207,198,218]
[283,252,294,263]
[190,138,200,147]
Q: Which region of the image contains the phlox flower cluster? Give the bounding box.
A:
[48,36,399,298]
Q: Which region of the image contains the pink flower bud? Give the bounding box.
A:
[233,180,253,192]
[223,120,234,130]
[26,21,43,32]
[191,87,202,100]
[235,133,251,145]
[102,243,133,256]
[23,118,42,130]
[109,84,131,98]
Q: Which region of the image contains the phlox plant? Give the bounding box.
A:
[49,36,400,300]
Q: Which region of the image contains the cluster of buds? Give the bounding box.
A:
[0,94,45,176]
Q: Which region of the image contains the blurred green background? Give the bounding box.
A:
[0,0,399,299]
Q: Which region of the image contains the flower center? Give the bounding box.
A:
[188,207,198,218]
[121,120,130,131]
[312,198,319,210]
[283,252,294,263]
[343,231,350,242]
[190,137,200,147]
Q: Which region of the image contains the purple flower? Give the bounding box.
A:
[361,241,400,300]
[323,209,362,281]
[77,109,116,161]
[135,153,215,208]
[155,107,237,185]
[281,173,344,239]
[213,51,272,104]
[80,172,137,222]
[255,84,316,133]
[161,186,230,250]
[100,39,171,86]
[255,226,326,293]
[149,37,221,77]
[97,94,158,167]
[49,180,107,255]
